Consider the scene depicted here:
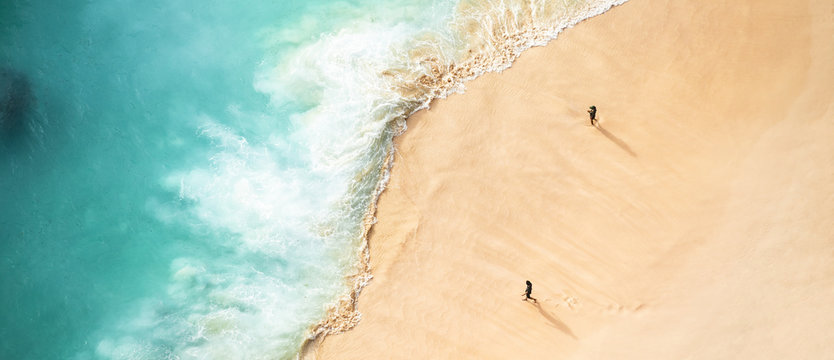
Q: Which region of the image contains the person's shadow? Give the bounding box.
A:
[595,120,636,157]
[532,302,577,339]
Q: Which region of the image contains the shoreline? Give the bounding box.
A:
[299,1,630,356]
[310,0,834,358]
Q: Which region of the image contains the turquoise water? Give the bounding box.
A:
[1,0,624,358]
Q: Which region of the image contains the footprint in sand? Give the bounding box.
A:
[562,295,579,310]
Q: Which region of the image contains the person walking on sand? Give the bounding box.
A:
[587,105,597,126]
[523,280,537,303]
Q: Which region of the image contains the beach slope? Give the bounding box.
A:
[313,0,834,358]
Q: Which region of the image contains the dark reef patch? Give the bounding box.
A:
[1,68,36,138]
[0,67,41,157]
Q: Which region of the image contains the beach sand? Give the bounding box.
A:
[310,0,834,358]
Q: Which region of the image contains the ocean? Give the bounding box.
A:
[0,0,624,358]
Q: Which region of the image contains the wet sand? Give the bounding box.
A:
[311,0,834,358]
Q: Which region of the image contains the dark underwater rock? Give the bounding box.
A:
[1,68,36,138]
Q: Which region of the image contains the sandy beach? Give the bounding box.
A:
[310,0,834,358]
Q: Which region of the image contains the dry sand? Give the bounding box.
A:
[311,0,834,358]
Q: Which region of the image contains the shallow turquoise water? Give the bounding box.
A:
[0,0,398,358]
[1,0,624,358]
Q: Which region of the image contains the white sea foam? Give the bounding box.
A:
[88,1,627,359]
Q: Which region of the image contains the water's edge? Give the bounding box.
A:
[297,1,628,357]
